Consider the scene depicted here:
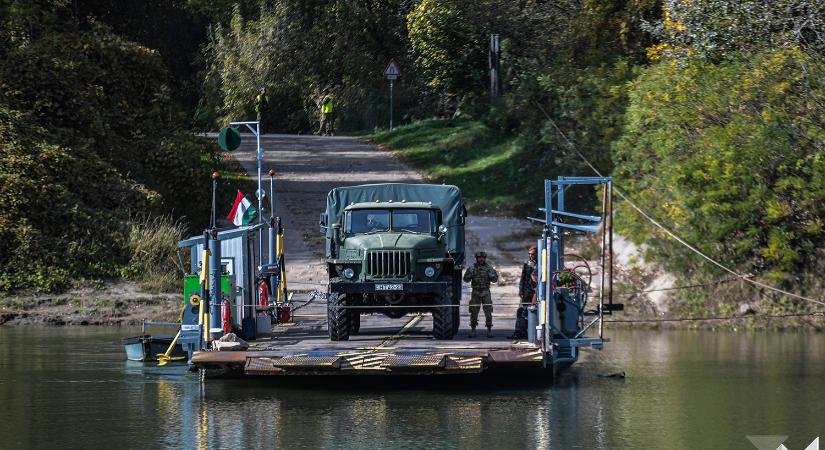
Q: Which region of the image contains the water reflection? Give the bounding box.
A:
[0,327,823,449]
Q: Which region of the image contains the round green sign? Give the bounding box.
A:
[218,126,242,151]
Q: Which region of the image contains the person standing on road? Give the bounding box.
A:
[256,87,271,134]
[318,87,334,136]
[511,246,538,340]
[463,251,498,338]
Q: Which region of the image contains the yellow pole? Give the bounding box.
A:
[278,232,287,302]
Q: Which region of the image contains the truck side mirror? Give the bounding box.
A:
[319,213,328,234]
[332,223,341,244]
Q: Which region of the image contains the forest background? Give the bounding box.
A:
[1,0,823,320]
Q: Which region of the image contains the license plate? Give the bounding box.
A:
[375,283,403,291]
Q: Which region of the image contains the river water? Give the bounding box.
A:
[0,327,822,449]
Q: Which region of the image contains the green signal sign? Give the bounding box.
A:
[218,126,242,151]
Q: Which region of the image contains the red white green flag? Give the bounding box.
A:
[227,190,256,226]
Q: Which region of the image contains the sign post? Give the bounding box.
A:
[221,121,265,266]
[383,59,401,131]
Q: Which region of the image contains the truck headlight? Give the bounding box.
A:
[424,266,436,278]
[342,267,355,279]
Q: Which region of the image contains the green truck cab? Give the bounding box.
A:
[320,183,466,340]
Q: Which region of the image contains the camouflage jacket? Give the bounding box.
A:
[519,259,537,300]
[463,263,498,291]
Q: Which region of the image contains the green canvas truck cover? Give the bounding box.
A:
[325,183,464,256]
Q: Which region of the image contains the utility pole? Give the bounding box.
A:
[489,34,501,101]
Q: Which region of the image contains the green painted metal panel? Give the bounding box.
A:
[218,126,242,151]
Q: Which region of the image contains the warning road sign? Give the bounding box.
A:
[384,59,401,80]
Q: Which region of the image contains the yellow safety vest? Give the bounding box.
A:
[321,94,333,114]
[255,95,269,113]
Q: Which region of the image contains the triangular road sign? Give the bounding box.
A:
[384,59,401,78]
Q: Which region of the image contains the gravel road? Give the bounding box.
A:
[230,133,541,332]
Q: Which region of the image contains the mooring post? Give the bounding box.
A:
[209,172,223,341]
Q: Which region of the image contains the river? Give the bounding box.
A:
[0,327,822,449]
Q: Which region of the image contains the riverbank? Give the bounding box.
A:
[0,282,179,326]
[367,120,825,331]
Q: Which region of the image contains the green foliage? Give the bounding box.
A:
[0,107,137,292]
[201,1,417,133]
[649,0,825,61]
[614,47,825,290]
[0,15,220,293]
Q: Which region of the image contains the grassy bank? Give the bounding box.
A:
[369,119,542,216]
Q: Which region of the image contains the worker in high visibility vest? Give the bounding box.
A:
[318,87,334,136]
[256,87,271,134]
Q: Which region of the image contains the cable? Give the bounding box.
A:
[613,276,739,298]
[605,311,825,323]
[530,91,825,308]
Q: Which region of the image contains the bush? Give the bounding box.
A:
[614,47,825,295]
[121,216,187,293]
[0,26,219,293]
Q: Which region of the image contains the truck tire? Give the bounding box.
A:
[432,294,455,340]
[327,292,350,341]
[349,310,361,334]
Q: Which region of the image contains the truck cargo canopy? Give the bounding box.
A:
[326,183,464,257]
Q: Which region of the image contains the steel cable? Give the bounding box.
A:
[530,91,825,308]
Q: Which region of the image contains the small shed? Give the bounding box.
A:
[178,224,264,324]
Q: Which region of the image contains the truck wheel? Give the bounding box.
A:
[349,310,361,334]
[327,292,350,341]
[432,294,455,340]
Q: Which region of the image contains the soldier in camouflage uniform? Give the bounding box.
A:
[511,246,538,339]
[463,251,498,337]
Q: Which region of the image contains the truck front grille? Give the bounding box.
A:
[367,250,412,279]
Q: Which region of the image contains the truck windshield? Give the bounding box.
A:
[345,209,436,234]
[391,209,435,233]
[347,209,389,233]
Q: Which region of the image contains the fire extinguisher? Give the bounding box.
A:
[258,280,269,308]
[221,300,231,334]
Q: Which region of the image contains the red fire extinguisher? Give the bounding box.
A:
[258,281,269,308]
[221,300,231,334]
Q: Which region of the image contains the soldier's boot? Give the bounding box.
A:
[469,327,476,338]
[486,327,493,338]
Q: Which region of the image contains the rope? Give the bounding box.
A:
[532,93,825,308]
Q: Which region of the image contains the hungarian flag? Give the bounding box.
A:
[227,190,257,226]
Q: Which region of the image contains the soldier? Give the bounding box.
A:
[511,246,537,340]
[463,251,498,337]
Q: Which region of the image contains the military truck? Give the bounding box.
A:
[319,183,466,340]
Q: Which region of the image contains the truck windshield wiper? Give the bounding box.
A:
[395,228,429,234]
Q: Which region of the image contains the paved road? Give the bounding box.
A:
[228,133,535,340]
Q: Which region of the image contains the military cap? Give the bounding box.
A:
[475,251,487,258]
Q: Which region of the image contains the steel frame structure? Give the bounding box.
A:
[533,176,620,369]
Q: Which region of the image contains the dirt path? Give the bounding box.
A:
[230,134,541,331]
